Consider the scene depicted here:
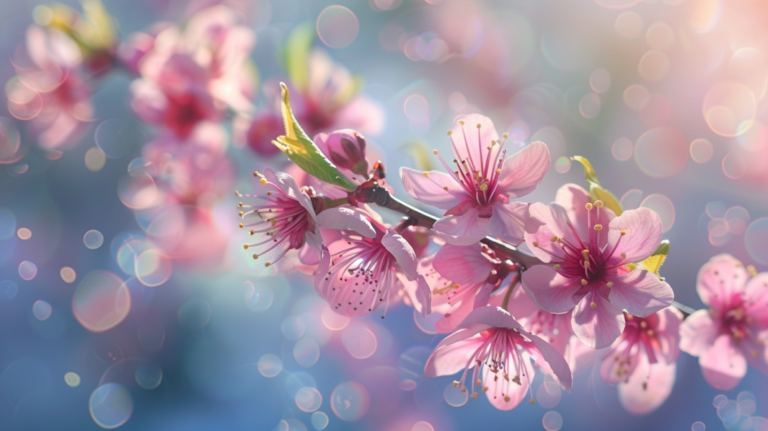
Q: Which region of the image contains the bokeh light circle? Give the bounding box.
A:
[135,248,173,287]
[316,6,359,49]
[745,218,768,264]
[620,189,644,210]
[612,137,633,161]
[640,194,675,232]
[590,68,611,94]
[73,270,131,333]
[85,147,107,172]
[296,387,323,412]
[33,300,52,321]
[281,316,306,340]
[177,300,211,329]
[646,22,675,50]
[536,379,563,408]
[615,11,643,39]
[89,383,133,429]
[725,207,750,235]
[554,156,571,173]
[737,391,757,416]
[84,229,105,249]
[0,117,22,164]
[18,260,38,280]
[321,305,350,330]
[95,119,136,159]
[17,227,31,240]
[543,411,564,431]
[0,208,16,239]
[717,399,740,428]
[0,280,19,300]
[331,381,369,421]
[624,84,649,110]
[413,421,434,431]
[634,126,688,178]
[257,354,283,378]
[638,50,670,82]
[691,421,706,431]
[246,283,274,312]
[713,394,727,408]
[64,372,81,387]
[443,381,468,407]
[596,0,641,10]
[311,411,329,430]
[135,363,163,390]
[294,338,321,367]
[579,93,601,119]
[706,201,727,219]
[404,94,429,123]
[690,139,713,163]
[721,153,746,179]
[703,81,756,137]
[60,267,77,283]
[118,172,159,210]
[341,325,378,359]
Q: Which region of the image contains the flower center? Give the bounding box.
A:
[720,304,750,339]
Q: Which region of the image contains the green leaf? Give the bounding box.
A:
[272,83,357,191]
[572,155,623,216]
[282,22,314,93]
[652,240,670,256]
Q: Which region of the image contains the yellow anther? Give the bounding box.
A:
[607,281,614,288]
[640,321,647,328]
[594,224,603,231]
[243,244,249,250]
[590,301,597,309]
[647,329,654,336]
[479,183,488,191]
[496,168,502,174]
[482,386,489,393]
[747,265,757,276]
[453,381,460,387]
[238,211,244,216]
[553,264,561,270]
[620,230,626,236]
[502,133,509,139]
[581,279,588,285]
[267,191,273,196]
[265,262,271,267]
[471,392,479,399]
[594,200,604,208]
[260,178,268,185]
[477,123,482,128]
[621,252,627,259]
[504,396,511,402]
[252,254,258,259]
[443,186,449,191]
[529,398,535,404]
[459,120,465,125]
[447,130,453,136]
[423,172,430,178]
[476,379,482,386]
[239,223,244,228]
[253,171,259,177]
[551,236,558,242]
[585,203,593,210]
[532,241,539,247]
[433,149,439,155]
[238,202,243,207]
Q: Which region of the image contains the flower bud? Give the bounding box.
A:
[316,129,369,177]
[246,112,284,157]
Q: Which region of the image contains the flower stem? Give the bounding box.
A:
[501,274,520,311]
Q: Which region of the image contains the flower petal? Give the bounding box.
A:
[424,324,488,377]
[316,207,376,238]
[699,334,747,390]
[607,208,663,265]
[679,309,719,357]
[400,167,466,210]
[572,295,625,349]
[472,282,495,309]
[525,203,579,264]
[484,357,534,410]
[521,265,581,314]
[415,273,432,317]
[618,355,676,416]
[433,243,493,284]
[433,208,489,245]
[655,307,684,364]
[745,273,768,323]
[607,270,674,317]
[697,253,748,308]
[435,299,475,334]
[488,202,530,244]
[381,229,418,280]
[600,341,642,384]
[529,332,573,390]
[449,113,500,167]
[298,232,322,265]
[554,184,614,249]
[496,141,551,198]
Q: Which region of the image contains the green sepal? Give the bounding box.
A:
[572,156,623,216]
[282,22,314,93]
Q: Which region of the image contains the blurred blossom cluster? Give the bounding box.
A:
[2,0,768,430]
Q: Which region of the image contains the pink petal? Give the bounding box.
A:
[458,306,526,332]
[472,282,495,309]
[504,286,541,322]
[529,332,573,390]
[400,167,466,210]
[699,334,747,390]
[424,325,488,377]
[745,273,768,322]
[316,207,376,238]
[433,207,489,245]
[607,270,674,317]
[607,208,663,265]
[484,358,534,410]
[696,253,748,308]
[264,169,315,217]
[741,334,768,376]
[415,273,432,317]
[381,229,418,280]
[496,141,551,198]
[679,309,719,357]
[521,265,581,314]
[572,295,625,349]
[433,243,493,284]
[567,337,607,374]
[298,232,322,265]
[449,114,500,168]
[525,203,579,264]
[600,342,642,384]
[618,355,676,415]
[655,307,684,363]
[435,299,475,334]
[487,202,530,244]
[554,183,613,249]
[334,96,386,136]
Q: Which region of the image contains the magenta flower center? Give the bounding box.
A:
[603,313,662,379]
[718,299,750,340]
[435,122,509,210]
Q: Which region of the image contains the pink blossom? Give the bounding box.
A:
[679,254,768,390]
[314,129,369,177]
[424,306,572,411]
[400,114,550,245]
[245,49,385,156]
[9,26,93,149]
[521,184,674,349]
[240,169,375,267]
[314,218,430,317]
[498,287,574,358]
[600,308,682,415]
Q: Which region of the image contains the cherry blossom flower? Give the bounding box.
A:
[521,184,674,349]
[424,306,572,411]
[499,286,574,358]
[314,217,430,318]
[400,114,550,245]
[680,254,768,390]
[244,49,385,156]
[240,169,375,267]
[600,308,682,415]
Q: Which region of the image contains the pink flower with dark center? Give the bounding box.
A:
[315,218,429,318]
[400,113,550,245]
[240,169,375,267]
[600,308,682,415]
[521,184,674,349]
[424,306,572,411]
[680,254,768,390]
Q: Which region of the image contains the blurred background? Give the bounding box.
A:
[1,0,768,429]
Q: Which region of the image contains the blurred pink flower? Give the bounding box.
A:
[680,254,768,390]
[522,184,674,349]
[241,169,375,267]
[315,217,429,317]
[315,129,369,177]
[244,49,385,156]
[401,113,550,245]
[424,306,572,411]
[9,26,93,149]
[600,308,682,415]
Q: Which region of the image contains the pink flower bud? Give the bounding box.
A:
[316,129,369,177]
[246,112,284,157]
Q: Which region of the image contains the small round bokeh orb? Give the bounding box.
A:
[311,411,329,430]
[84,229,104,249]
[89,383,134,429]
[331,381,369,421]
[64,372,81,387]
[257,354,283,378]
[32,300,52,321]
[316,6,359,49]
